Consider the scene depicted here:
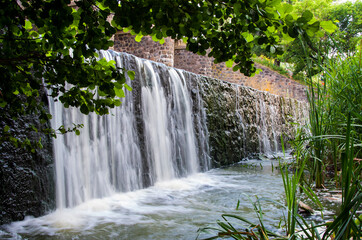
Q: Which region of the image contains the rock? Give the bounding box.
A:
[298,201,314,216]
[0,93,55,225]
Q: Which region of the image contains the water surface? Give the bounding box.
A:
[1,155,289,240]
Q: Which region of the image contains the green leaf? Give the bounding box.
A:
[4,125,10,132]
[30,31,39,38]
[307,21,320,34]
[135,34,143,42]
[97,2,106,10]
[234,3,242,15]
[127,70,135,80]
[242,32,254,43]
[267,26,276,33]
[98,90,107,97]
[37,139,43,149]
[122,27,131,33]
[24,20,32,30]
[114,99,122,106]
[300,10,313,23]
[233,65,240,72]
[152,34,159,42]
[114,82,123,89]
[278,3,293,17]
[80,104,90,115]
[255,68,263,75]
[114,87,125,98]
[75,129,80,135]
[225,59,234,68]
[320,21,338,34]
[267,0,281,7]
[0,100,7,108]
[285,14,295,26]
[124,83,133,92]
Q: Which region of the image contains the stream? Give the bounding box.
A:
[1,153,301,240]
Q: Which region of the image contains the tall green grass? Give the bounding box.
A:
[198,37,361,239]
[289,36,362,238]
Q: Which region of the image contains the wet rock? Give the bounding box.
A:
[200,77,308,166]
[298,201,314,216]
[0,95,55,225]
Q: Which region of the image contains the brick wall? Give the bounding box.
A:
[113,33,175,67]
[113,33,307,101]
[239,64,307,101]
[174,48,213,77]
[212,62,241,84]
[210,61,307,101]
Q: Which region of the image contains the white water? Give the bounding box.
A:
[141,60,175,182]
[269,105,279,152]
[258,98,272,153]
[235,87,247,156]
[2,158,291,240]
[0,51,314,239]
[48,51,209,208]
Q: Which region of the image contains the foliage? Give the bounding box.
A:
[0,0,132,148]
[286,0,333,20]
[111,0,333,76]
[198,35,362,240]
[253,55,294,79]
[197,194,285,240]
[322,115,362,240]
[272,0,362,78]
[253,0,341,77]
[327,0,362,54]
[290,36,362,237]
[0,0,332,148]
[300,38,362,187]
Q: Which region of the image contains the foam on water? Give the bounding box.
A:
[2,159,288,240]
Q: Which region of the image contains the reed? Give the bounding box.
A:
[198,36,361,239]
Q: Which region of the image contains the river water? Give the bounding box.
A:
[1,154,291,240]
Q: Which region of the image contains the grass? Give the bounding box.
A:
[253,56,290,77]
[252,56,308,86]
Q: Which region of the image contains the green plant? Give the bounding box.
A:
[290,35,362,238]
[322,114,362,240]
[196,197,286,240]
[198,31,361,240]
[253,56,292,79]
[1,0,337,151]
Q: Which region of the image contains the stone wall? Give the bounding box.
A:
[196,75,309,166]
[174,48,213,77]
[113,33,175,67]
[113,33,307,101]
[210,62,307,101]
[0,98,55,225]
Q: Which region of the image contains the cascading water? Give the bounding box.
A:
[258,98,272,153]
[235,86,247,157]
[1,50,311,240]
[49,50,210,208]
[268,105,279,152]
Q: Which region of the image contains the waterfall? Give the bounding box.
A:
[269,105,279,152]
[49,50,209,208]
[235,86,247,157]
[257,98,271,153]
[47,50,305,209]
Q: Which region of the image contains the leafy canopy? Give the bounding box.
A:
[0,0,329,147]
[265,0,360,79]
